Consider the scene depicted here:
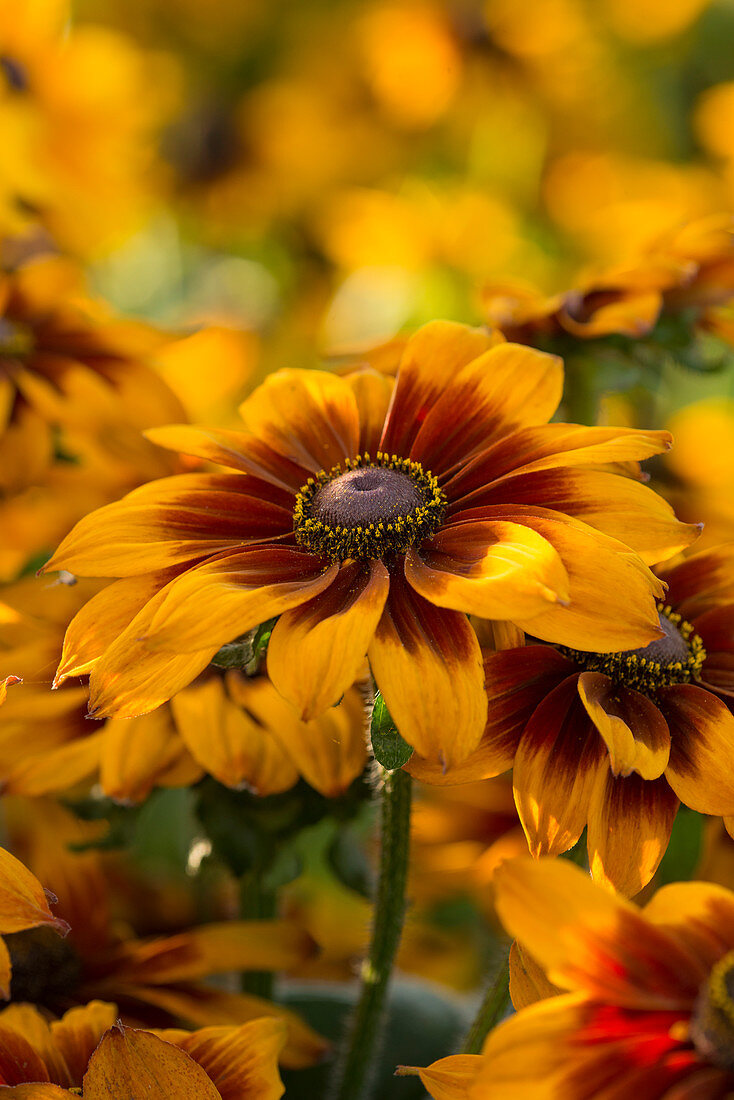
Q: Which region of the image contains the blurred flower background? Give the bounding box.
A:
[4,0,734,1096]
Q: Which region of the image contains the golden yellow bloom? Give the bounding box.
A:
[44,321,695,767]
[0,999,286,1098]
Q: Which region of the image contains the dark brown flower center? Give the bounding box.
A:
[293,452,446,561]
[5,925,81,1010]
[691,949,734,1070]
[558,604,706,694]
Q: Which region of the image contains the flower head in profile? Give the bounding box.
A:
[0,999,286,1098]
[411,543,734,895]
[467,857,734,1099]
[45,321,696,766]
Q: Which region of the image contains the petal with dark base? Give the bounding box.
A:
[662,684,734,815]
[577,673,670,780]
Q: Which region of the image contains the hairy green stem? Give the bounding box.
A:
[239,869,277,1001]
[329,766,412,1100]
[460,947,511,1054]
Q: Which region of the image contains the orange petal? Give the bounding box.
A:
[662,685,734,814]
[345,369,393,455]
[513,676,606,857]
[477,467,699,566]
[662,544,734,621]
[493,858,706,1007]
[0,677,21,706]
[100,709,192,803]
[367,569,486,767]
[380,321,499,458]
[0,1087,73,1098]
[162,1019,286,1100]
[82,1026,221,1099]
[237,369,360,473]
[587,770,679,896]
[50,1002,118,1085]
[0,938,10,999]
[268,559,388,719]
[0,847,70,937]
[509,941,563,1010]
[642,880,734,969]
[405,519,570,620]
[232,680,368,799]
[396,1055,482,1099]
[576,674,670,780]
[408,342,563,474]
[2,732,105,798]
[170,677,298,795]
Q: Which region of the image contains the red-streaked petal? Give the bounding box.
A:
[408,342,562,474]
[513,676,607,857]
[380,321,499,457]
[405,520,570,620]
[662,543,734,621]
[587,770,679,897]
[643,881,734,971]
[367,569,486,767]
[577,674,670,780]
[267,559,389,720]
[466,467,699,566]
[237,368,360,473]
[662,684,734,815]
[493,858,708,1007]
[694,605,734,697]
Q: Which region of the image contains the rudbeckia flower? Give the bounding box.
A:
[411,543,734,895]
[44,321,696,766]
[0,999,286,1098]
[470,858,734,1099]
[0,576,366,801]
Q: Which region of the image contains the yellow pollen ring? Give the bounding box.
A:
[559,603,706,694]
[293,451,446,561]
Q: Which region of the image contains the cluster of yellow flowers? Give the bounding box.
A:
[2,1,734,1098]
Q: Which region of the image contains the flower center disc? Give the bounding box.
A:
[691,949,734,1070]
[559,605,706,694]
[293,452,446,561]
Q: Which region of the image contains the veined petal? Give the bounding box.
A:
[380,321,499,457]
[692,604,734,697]
[81,1026,221,1099]
[100,709,192,803]
[408,342,563,474]
[145,426,310,493]
[662,685,734,815]
[396,1055,482,1100]
[50,1002,118,1086]
[405,520,570,620]
[587,771,679,897]
[662,543,734,621]
[141,548,338,654]
[170,677,298,795]
[162,1019,286,1100]
[367,569,486,767]
[237,369,360,473]
[577,674,670,780]
[42,475,291,578]
[493,858,707,1007]
[0,846,70,937]
[470,467,699,565]
[443,424,672,504]
[345,370,393,456]
[509,942,563,1010]
[267,559,389,719]
[514,676,606,857]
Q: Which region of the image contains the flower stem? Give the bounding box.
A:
[239,869,277,1001]
[329,766,412,1100]
[460,947,511,1054]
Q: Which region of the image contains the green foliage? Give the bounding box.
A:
[656,807,704,886]
[370,693,413,770]
[210,617,277,673]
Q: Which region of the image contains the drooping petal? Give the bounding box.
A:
[407,645,572,785]
[0,1024,53,1087]
[0,847,70,937]
[2,731,106,798]
[404,520,570,620]
[513,676,606,857]
[100,710,196,803]
[380,321,499,457]
[407,342,563,474]
[576,673,670,781]
[81,1026,221,1100]
[493,858,707,1007]
[50,1002,118,1085]
[642,881,734,970]
[469,467,699,566]
[170,677,299,795]
[509,942,563,1010]
[367,569,486,767]
[161,1019,286,1100]
[586,770,679,897]
[396,1055,482,1100]
[267,559,389,719]
[237,369,360,473]
[662,684,734,814]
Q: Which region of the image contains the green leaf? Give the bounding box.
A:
[370,693,413,770]
[656,807,703,886]
[210,617,277,673]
